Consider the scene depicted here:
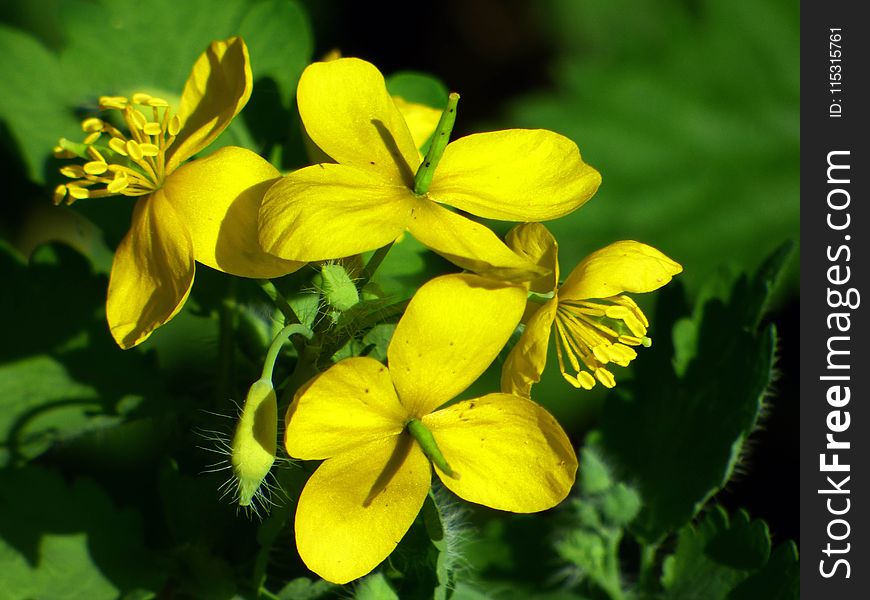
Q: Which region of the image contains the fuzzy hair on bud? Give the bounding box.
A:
[231,378,278,507]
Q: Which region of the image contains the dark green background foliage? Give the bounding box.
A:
[0,0,797,598]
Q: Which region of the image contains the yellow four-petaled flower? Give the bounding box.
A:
[54,37,302,348]
[285,274,578,583]
[501,223,683,396]
[259,57,602,282]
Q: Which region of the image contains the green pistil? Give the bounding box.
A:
[413,92,460,196]
[528,290,555,303]
[407,418,456,478]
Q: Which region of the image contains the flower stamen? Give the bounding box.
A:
[553,294,652,389]
[53,93,181,205]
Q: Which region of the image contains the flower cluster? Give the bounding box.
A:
[52,38,681,585]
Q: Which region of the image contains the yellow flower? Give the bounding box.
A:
[285,274,578,584]
[501,223,682,396]
[53,37,302,348]
[259,57,601,282]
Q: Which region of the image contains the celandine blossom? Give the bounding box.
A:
[285,274,577,583]
[259,57,601,282]
[501,223,682,396]
[54,37,302,348]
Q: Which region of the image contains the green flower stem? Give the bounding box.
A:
[257,587,281,600]
[261,323,314,382]
[317,298,410,360]
[638,541,660,593]
[256,279,300,326]
[407,419,455,478]
[256,278,306,354]
[358,242,394,288]
[413,92,460,195]
[602,532,625,600]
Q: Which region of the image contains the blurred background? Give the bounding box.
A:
[0,0,798,596]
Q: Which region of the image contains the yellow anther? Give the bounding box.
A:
[140,143,159,157]
[579,305,606,317]
[67,186,91,200]
[591,344,611,365]
[605,305,629,320]
[107,176,129,194]
[143,122,162,136]
[146,97,169,107]
[84,161,108,175]
[620,313,647,338]
[129,109,148,130]
[81,118,104,132]
[607,343,637,366]
[126,140,144,161]
[169,115,182,136]
[99,96,128,110]
[52,185,68,206]
[577,371,596,389]
[60,165,86,179]
[83,131,101,145]
[131,92,152,105]
[594,368,616,388]
[108,138,128,156]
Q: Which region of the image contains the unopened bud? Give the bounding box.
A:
[231,378,278,507]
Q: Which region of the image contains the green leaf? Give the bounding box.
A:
[554,446,640,597]
[276,577,336,600]
[355,572,399,600]
[0,354,113,466]
[57,0,250,95]
[660,507,795,600]
[0,24,83,183]
[728,541,799,600]
[577,445,613,495]
[509,0,799,296]
[239,0,312,104]
[386,72,449,108]
[596,243,792,542]
[0,0,315,183]
[237,0,313,167]
[369,234,452,301]
[0,467,163,600]
[0,242,167,466]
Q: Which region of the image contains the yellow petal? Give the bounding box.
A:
[429,129,602,220]
[500,298,558,397]
[393,96,442,152]
[559,241,683,300]
[166,146,303,278]
[297,58,420,186]
[506,222,559,295]
[295,435,431,584]
[285,357,406,460]
[166,36,252,172]
[259,164,415,262]
[407,199,547,283]
[423,393,577,512]
[106,191,194,349]
[388,274,526,417]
